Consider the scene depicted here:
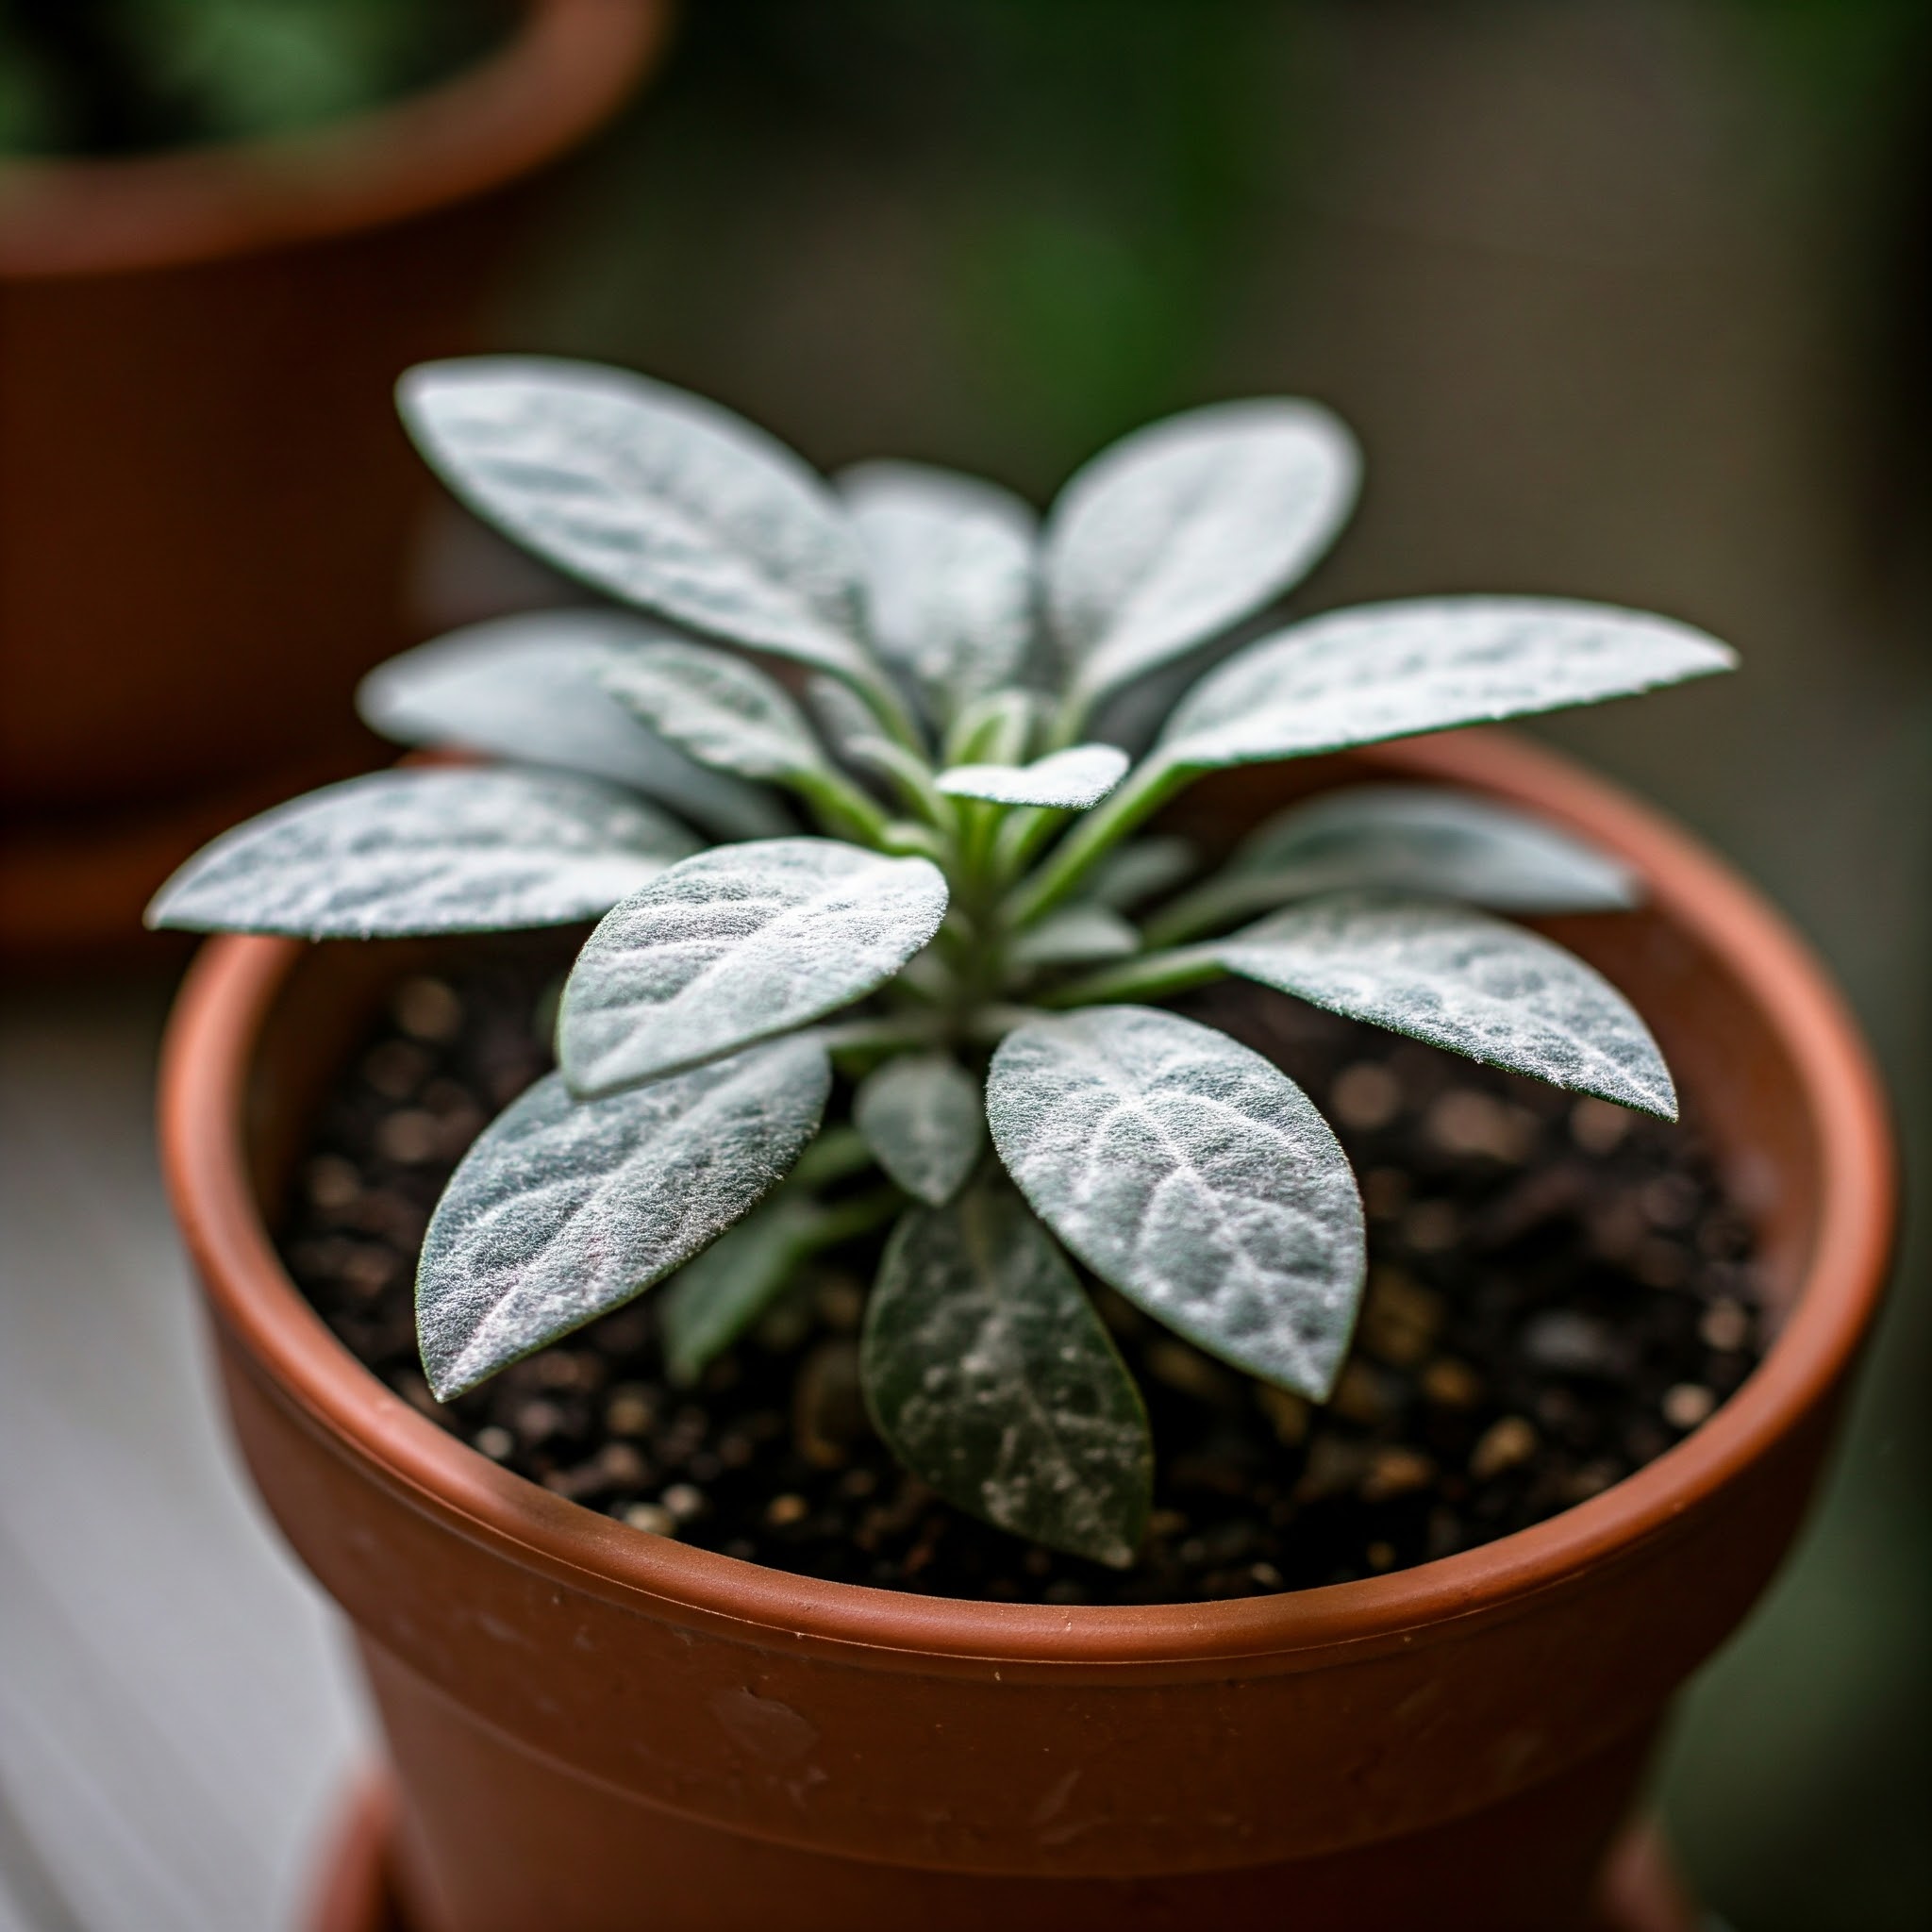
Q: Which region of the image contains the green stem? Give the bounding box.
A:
[793,766,892,846]
[791,1125,876,1189]
[807,1185,906,1249]
[860,740,954,830]
[850,664,928,757]
[1037,943,1226,1008]
[1005,755,1192,929]
[820,1012,946,1069]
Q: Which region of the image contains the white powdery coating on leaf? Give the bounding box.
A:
[1222,892,1677,1118]
[1226,785,1639,913]
[853,1054,985,1205]
[399,358,871,675]
[987,1007,1365,1399]
[840,460,1040,714]
[862,1181,1150,1566]
[355,609,784,839]
[1161,596,1737,769]
[1045,397,1359,702]
[937,743,1129,809]
[145,768,693,938]
[560,838,949,1092]
[601,637,826,783]
[418,1036,830,1396]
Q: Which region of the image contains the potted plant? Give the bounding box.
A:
[155,359,1893,1932]
[0,0,671,962]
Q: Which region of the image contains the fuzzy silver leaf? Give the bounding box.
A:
[1160,596,1738,771]
[559,838,949,1094]
[854,1053,985,1205]
[987,1006,1366,1399]
[1010,905,1141,968]
[1224,786,1638,912]
[398,358,873,678]
[861,1179,1152,1566]
[416,1037,830,1398]
[936,742,1128,810]
[1045,398,1358,705]
[840,460,1039,717]
[1221,892,1676,1118]
[601,637,828,783]
[356,610,788,840]
[146,768,694,938]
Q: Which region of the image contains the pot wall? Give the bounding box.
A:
[0,1,669,956]
[161,732,1894,1932]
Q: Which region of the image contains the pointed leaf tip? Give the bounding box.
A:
[1221,892,1678,1119]
[1161,596,1737,772]
[145,767,693,939]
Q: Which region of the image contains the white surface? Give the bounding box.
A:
[0,985,367,1932]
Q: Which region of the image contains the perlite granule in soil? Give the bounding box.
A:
[280,941,1764,1607]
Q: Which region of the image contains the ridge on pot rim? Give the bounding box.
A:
[159,730,1895,1670]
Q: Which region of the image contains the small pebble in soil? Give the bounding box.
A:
[280,941,1768,1607]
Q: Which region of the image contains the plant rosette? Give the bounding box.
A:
[156,363,1893,1931]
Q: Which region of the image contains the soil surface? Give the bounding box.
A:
[282,942,1764,1605]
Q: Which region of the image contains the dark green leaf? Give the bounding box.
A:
[862,1179,1152,1567]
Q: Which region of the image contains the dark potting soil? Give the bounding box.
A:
[282,942,1766,1606]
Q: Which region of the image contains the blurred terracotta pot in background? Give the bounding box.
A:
[160,732,1895,1932]
[0,0,671,965]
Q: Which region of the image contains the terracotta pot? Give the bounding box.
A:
[0,0,673,963]
[303,1774,1707,1932]
[160,730,1894,1932]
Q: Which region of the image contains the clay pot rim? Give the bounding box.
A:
[0,0,672,279]
[160,727,1894,1669]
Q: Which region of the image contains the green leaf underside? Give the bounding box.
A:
[1221,893,1676,1118]
[840,460,1040,718]
[862,1179,1152,1567]
[937,743,1129,809]
[398,358,873,679]
[1158,597,1738,771]
[145,769,695,938]
[417,1037,831,1399]
[853,1053,985,1205]
[1223,786,1638,913]
[987,1007,1366,1399]
[660,1193,825,1386]
[1085,837,1199,910]
[354,611,788,841]
[601,637,827,783]
[1045,398,1359,704]
[1011,905,1141,967]
[559,838,949,1094]
[807,675,899,774]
